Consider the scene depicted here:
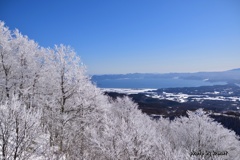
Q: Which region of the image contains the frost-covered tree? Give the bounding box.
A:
[164,109,240,160]
[107,97,159,159]
[97,96,189,160]
[0,21,15,100]
[40,45,85,153]
[0,97,42,160]
[0,21,45,108]
[36,45,111,159]
[63,85,110,160]
[12,30,45,108]
[0,21,111,159]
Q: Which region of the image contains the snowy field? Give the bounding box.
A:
[102,88,240,106]
[101,88,157,94]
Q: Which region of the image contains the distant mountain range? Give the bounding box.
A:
[92,68,240,83]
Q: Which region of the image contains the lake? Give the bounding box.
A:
[92,78,226,89]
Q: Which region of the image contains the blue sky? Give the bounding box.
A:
[0,0,240,74]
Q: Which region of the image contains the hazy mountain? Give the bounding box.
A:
[92,68,240,83]
[228,68,240,72]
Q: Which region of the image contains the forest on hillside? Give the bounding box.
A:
[0,21,240,160]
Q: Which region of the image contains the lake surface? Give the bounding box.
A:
[92,78,226,89]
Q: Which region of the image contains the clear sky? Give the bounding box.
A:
[0,0,240,74]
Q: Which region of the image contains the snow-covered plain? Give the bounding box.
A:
[103,88,240,104]
[101,88,157,94]
[156,92,240,103]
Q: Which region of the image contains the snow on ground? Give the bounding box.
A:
[102,88,240,103]
[157,92,240,103]
[212,112,240,118]
[203,91,220,94]
[101,88,157,94]
[156,92,202,103]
